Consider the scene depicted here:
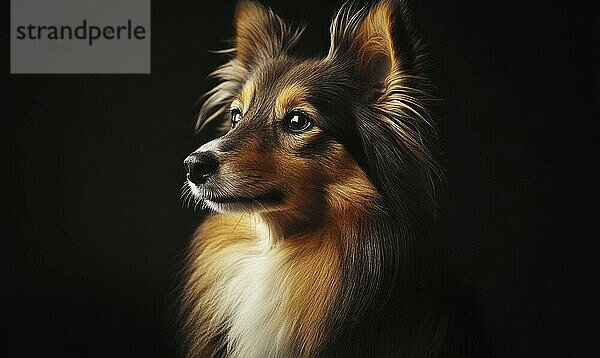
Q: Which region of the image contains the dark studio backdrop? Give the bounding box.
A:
[1,0,597,356]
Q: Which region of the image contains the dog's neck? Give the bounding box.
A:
[218,163,445,356]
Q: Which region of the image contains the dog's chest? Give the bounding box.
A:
[219,248,292,357]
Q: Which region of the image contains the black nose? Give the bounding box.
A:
[184,151,219,185]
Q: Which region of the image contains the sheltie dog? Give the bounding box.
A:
[181,1,476,356]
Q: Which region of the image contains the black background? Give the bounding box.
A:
[2,0,597,357]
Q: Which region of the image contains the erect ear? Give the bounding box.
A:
[328,0,421,101]
[234,1,302,68]
[195,2,302,133]
[355,1,397,98]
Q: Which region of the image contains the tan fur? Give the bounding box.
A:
[356,1,399,76]
[236,78,256,113]
[274,84,310,119]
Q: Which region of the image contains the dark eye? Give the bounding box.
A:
[230,108,242,128]
[283,111,312,132]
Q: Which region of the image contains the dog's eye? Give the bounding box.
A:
[230,108,242,128]
[283,111,312,133]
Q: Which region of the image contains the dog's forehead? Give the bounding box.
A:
[248,57,331,100]
[236,57,350,124]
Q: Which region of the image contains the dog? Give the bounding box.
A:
[180,1,476,356]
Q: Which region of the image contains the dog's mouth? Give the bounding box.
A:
[186,180,285,212]
[185,174,285,212]
[206,190,284,205]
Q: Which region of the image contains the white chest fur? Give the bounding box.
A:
[219,223,292,357]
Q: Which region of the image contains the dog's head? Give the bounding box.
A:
[184,1,438,229]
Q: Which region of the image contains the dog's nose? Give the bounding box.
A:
[184,151,219,185]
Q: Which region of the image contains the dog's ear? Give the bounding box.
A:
[328,0,422,101]
[328,1,439,213]
[234,1,302,68]
[195,2,302,133]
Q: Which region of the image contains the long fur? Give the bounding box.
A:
[180,1,476,357]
